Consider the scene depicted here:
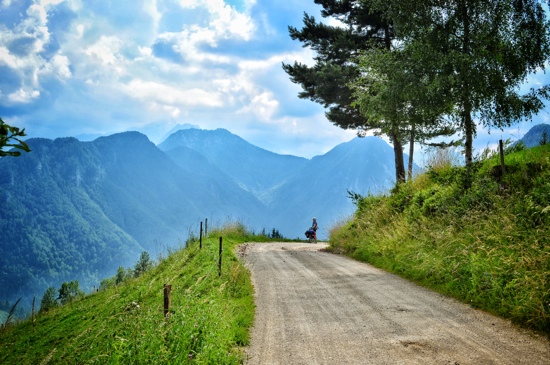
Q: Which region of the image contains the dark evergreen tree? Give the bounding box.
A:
[270,228,283,239]
[282,0,410,183]
[540,130,548,146]
[134,251,152,278]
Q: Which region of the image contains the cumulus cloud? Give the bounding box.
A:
[15,0,542,160]
[0,1,73,105]
[122,79,224,109]
[85,36,123,66]
[8,87,40,103]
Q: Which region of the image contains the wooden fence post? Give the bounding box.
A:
[199,221,203,249]
[205,218,208,236]
[499,139,506,176]
[164,284,171,318]
[218,237,223,277]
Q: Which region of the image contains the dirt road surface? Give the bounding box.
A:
[240,242,550,365]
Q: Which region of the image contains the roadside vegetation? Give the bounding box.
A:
[329,143,550,334]
[0,222,272,364]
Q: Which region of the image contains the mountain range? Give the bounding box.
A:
[2,123,547,312]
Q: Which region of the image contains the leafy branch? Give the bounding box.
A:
[0,117,31,157]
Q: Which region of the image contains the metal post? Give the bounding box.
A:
[205,218,208,236]
[218,237,223,277]
[199,221,203,249]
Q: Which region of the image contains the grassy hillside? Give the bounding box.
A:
[0,223,269,364]
[329,143,550,334]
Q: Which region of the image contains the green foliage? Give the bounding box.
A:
[368,0,550,166]
[0,222,260,364]
[39,287,58,313]
[134,251,153,278]
[260,227,285,239]
[57,281,84,305]
[329,144,550,333]
[0,118,30,157]
[540,130,548,146]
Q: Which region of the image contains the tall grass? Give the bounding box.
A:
[329,144,550,334]
[0,223,261,364]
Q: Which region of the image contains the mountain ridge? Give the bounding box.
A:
[4,123,546,313]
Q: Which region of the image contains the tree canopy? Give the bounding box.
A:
[367,0,550,166]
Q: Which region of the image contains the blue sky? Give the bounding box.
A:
[1,0,549,160]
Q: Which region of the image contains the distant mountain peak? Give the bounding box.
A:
[158,123,201,143]
[519,123,550,148]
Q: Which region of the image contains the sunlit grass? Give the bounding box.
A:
[0,222,264,364]
[329,144,550,334]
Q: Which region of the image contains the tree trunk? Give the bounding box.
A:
[460,0,474,168]
[464,111,473,166]
[408,125,415,181]
[386,25,405,184]
[390,128,406,184]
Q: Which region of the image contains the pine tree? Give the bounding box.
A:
[134,251,152,278]
[282,0,409,183]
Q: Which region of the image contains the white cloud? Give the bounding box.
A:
[177,0,200,9]
[26,4,48,26]
[121,79,224,117]
[142,0,161,34]
[46,54,72,79]
[0,1,368,157]
[40,0,65,7]
[206,0,255,41]
[237,91,279,121]
[138,46,153,57]
[85,35,123,65]
[0,46,17,68]
[8,88,40,103]
[156,0,256,64]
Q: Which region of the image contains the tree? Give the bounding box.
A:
[116,266,127,284]
[369,0,550,168]
[351,46,457,180]
[134,251,152,278]
[39,287,58,313]
[57,281,84,305]
[270,228,283,239]
[0,118,31,157]
[282,0,411,183]
[540,130,548,146]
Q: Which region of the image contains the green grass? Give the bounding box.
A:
[0,222,269,364]
[329,144,550,334]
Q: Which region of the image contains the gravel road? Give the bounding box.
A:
[240,242,550,365]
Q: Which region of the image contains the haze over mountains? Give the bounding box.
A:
[0,127,399,311]
[3,123,547,312]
